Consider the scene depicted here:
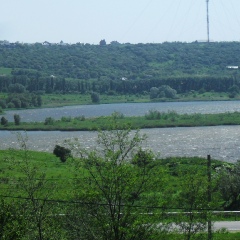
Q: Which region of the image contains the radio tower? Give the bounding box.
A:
[206,0,210,42]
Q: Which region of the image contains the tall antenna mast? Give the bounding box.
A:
[206,0,210,42]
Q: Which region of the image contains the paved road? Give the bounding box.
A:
[214,221,240,232]
[166,221,240,232]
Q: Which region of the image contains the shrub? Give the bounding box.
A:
[44,117,55,125]
[80,115,85,121]
[53,145,71,162]
[0,117,8,126]
[91,92,100,103]
[112,111,124,119]
[0,99,7,109]
[10,98,21,108]
[8,83,26,93]
[145,110,161,120]
[7,102,15,109]
[150,87,159,99]
[61,116,72,122]
[150,85,177,99]
[74,115,85,121]
[13,114,21,125]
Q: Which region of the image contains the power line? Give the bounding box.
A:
[0,194,219,211]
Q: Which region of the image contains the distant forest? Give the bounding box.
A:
[0,41,240,95]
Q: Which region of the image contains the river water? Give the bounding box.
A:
[1,101,240,162]
[1,100,240,122]
[1,125,240,163]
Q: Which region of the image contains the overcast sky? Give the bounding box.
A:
[1,0,240,44]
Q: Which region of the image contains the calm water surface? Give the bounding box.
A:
[1,125,240,162]
[1,101,240,122]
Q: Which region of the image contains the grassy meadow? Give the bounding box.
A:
[41,92,240,108]
[0,149,228,205]
[1,111,240,131]
[0,149,240,238]
[0,67,12,76]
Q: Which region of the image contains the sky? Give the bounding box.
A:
[1,0,240,44]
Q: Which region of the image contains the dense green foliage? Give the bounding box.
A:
[0,42,240,97]
[0,92,42,109]
[53,145,71,162]
[0,133,239,239]
[0,115,239,238]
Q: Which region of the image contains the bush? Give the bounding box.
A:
[112,111,124,119]
[91,92,100,103]
[150,85,177,99]
[80,115,85,121]
[61,116,72,122]
[150,87,159,99]
[7,102,15,109]
[44,117,55,125]
[13,114,21,125]
[0,99,7,109]
[53,145,71,162]
[0,117,8,126]
[10,98,21,108]
[145,109,161,120]
[8,83,26,93]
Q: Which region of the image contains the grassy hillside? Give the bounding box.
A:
[0,42,240,96]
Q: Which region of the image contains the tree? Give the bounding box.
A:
[173,169,209,240]
[8,83,25,93]
[10,98,21,108]
[0,99,6,109]
[91,91,100,103]
[5,133,65,240]
[158,85,177,99]
[150,87,159,99]
[66,119,166,239]
[99,39,107,46]
[0,116,8,126]
[13,114,21,125]
[53,145,71,162]
[217,161,240,210]
[7,102,15,108]
[0,199,26,240]
[228,85,239,98]
[37,95,42,107]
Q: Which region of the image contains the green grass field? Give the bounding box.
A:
[0,149,239,238]
[2,111,240,131]
[0,149,78,199]
[40,92,239,108]
[0,67,12,75]
[41,93,150,107]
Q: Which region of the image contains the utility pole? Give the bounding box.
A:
[207,155,212,240]
[206,0,210,42]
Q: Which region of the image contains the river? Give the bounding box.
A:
[1,101,240,162]
[1,125,240,162]
[1,100,240,122]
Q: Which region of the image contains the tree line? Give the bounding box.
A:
[0,74,239,97]
[0,42,240,96]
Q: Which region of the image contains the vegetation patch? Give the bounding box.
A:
[2,111,240,131]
